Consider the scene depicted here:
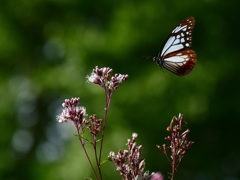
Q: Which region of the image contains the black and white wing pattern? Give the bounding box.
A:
[153,17,197,76]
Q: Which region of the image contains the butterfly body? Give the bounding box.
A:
[152,17,197,76]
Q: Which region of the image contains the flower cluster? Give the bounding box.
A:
[157,114,194,178]
[87,66,128,95]
[57,97,88,132]
[109,133,148,179]
[87,114,102,136]
[87,67,112,86]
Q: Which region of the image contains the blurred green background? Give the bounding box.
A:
[1,0,240,179]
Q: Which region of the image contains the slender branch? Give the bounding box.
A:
[76,128,99,180]
[93,135,102,180]
[171,151,176,180]
[98,90,111,165]
[163,149,171,165]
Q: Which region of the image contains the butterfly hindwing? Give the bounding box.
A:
[163,49,196,76]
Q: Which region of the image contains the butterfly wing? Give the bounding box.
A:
[156,17,197,76]
[163,49,196,76]
[159,17,195,57]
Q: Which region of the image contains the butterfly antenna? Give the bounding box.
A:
[143,56,155,61]
[146,56,151,60]
[142,56,152,62]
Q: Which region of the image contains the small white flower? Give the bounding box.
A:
[109,151,115,157]
[76,106,87,116]
[56,113,67,123]
[56,115,64,123]
[56,109,70,123]
[86,73,99,83]
[132,132,138,138]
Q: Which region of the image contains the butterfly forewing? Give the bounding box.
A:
[154,17,197,76]
[160,17,195,57]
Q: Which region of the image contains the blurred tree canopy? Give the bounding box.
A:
[1,0,240,179]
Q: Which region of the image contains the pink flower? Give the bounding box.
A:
[57,97,88,131]
[87,66,128,94]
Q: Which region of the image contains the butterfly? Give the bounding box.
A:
[151,17,197,76]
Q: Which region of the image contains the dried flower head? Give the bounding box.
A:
[87,66,112,85]
[109,133,149,180]
[57,97,88,132]
[87,114,102,136]
[86,66,128,96]
[108,73,128,91]
[157,113,194,179]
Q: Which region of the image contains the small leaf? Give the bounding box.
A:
[100,157,111,165]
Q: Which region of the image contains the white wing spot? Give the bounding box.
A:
[186,43,190,47]
[173,25,187,33]
[173,39,180,45]
[161,36,175,56]
[164,54,187,63]
[164,44,184,55]
[181,38,185,43]
[183,27,187,31]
